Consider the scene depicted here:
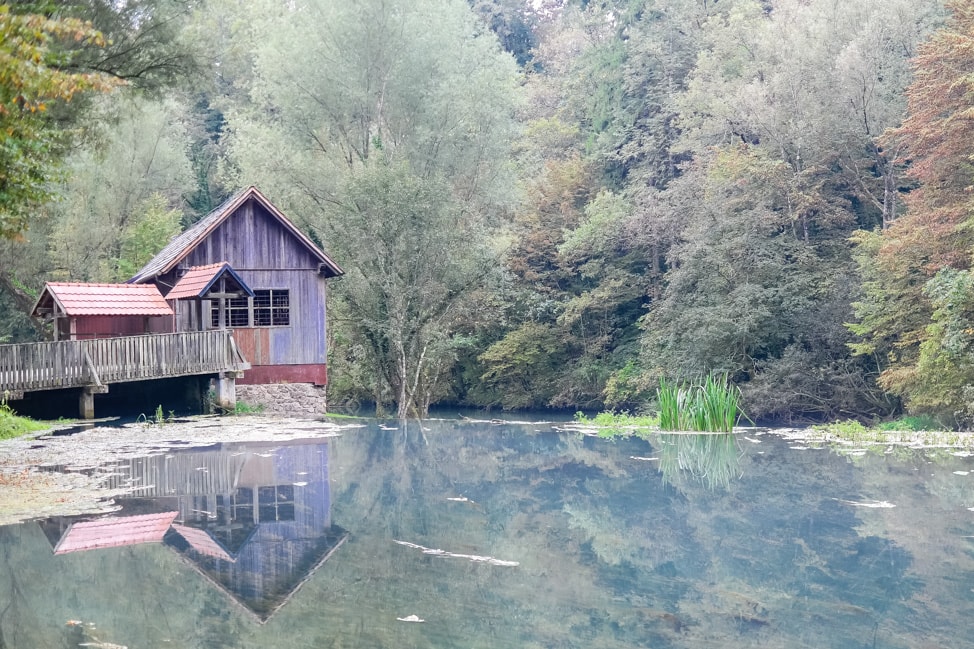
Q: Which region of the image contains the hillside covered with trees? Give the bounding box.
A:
[2,0,972,425]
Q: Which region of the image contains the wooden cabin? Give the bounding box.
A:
[31,282,174,340]
[129,187,344,400]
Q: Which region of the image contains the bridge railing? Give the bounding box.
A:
[0,330,250,395]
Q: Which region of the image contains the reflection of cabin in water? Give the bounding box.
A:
[38,440,346,623]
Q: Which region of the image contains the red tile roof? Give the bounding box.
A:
[53,512,179,554]
[35,282,173,317]
[165,262,253,301]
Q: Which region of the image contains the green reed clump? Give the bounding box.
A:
[657,375,740,432]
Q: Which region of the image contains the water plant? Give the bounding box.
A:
[573,411,659,437]
[657,375,741,432]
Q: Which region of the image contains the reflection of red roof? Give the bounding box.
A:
[172,523,235,561]
[53,512,178,555]
[33,282,173,317]
[165,262,253,301]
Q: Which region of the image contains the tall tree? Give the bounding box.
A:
[848,0,974,422]
[222,0,519,417]
[635,0,940,419]
[0,6,118,239]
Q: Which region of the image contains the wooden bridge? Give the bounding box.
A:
[0,330,250,418]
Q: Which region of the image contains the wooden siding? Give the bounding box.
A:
[69,315,173,340]
[0,331,249,394]
[158,200,329,372]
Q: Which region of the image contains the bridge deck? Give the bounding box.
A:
[0,330,250,398]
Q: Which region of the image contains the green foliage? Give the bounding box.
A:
[0,7,119,238]
[657,375,740,433]
[603,360,653,409]
[230,401,264,415]
[478,322,572,409]
[113,194,182,281]
[328,162,496,418]
[46,97,192,282]
[810,419,871,437]
[0,399,48,440]
[877,415,944,432]
[573,410,659,437]
[223,0,519,418]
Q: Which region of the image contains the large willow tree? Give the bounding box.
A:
[223,0,519,417]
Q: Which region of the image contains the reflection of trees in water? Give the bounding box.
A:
[0,422,956,648]
[656,433,741,490]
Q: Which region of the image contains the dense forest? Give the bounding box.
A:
[2,0,973,424]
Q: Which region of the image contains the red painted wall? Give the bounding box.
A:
[69,316,173,339]
[237,364,327,386]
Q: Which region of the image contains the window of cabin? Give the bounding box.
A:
[253,289,290,326]
[210,296,250,328]
[209,289,290,328]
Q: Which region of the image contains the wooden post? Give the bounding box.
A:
[79,385,108,419]
[214,371,238,411]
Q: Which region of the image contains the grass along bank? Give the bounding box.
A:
[572,405,974,449]
[0,401,49,440]
[806,418,974,448]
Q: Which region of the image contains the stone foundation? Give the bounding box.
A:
[235,383,327,416]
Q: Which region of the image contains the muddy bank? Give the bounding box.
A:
[0,415,346,526]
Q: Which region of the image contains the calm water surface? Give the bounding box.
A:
[1,419,974,648]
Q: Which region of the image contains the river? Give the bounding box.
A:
[0,416,973,648]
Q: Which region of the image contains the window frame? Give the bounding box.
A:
[209,288,291,329]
